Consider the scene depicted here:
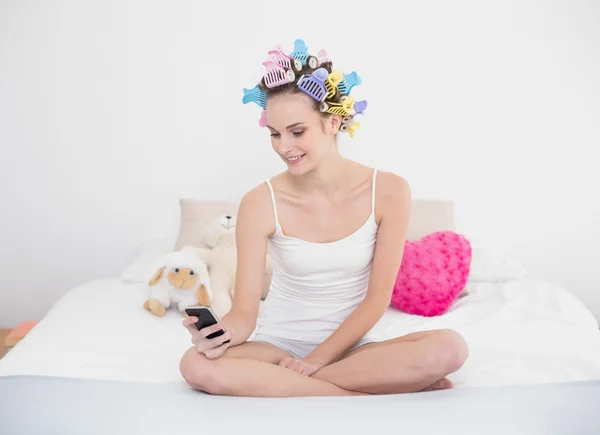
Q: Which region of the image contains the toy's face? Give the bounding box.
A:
[205,214,237,248]
[167,267,199,290]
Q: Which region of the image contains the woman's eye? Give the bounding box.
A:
[293,131,304,136]
[270,133,280,137]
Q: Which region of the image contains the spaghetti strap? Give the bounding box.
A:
[265,180,280,228]
[371,168,378,215]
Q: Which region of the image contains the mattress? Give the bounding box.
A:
[2,375,600,435]
[1,277,600,389]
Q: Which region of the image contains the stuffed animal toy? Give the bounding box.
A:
[391,231,472,317]
[181,214,272,318]
[143,250,212,317]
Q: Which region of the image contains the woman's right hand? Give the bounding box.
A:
[183,316,234,359]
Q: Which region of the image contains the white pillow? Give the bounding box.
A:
[467,241,527,283]
[123,235,525,285]
[121,238,175,283]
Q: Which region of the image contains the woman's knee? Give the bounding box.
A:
[424,329,469,377]
[179,347,227,394]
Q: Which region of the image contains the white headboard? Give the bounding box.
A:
[407,199,456,241]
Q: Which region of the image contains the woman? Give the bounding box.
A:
[179,43,468,397]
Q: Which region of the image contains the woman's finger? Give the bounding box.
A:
[194,338,211,352]
[194,328,231,348]
[182,317,199,332]
[199,323,224,338]
[213,330,232,346]
[204,342,230,359]
[192,334,209,347]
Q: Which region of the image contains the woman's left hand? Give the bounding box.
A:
[279,357,325,376]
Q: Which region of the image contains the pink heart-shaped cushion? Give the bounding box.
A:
[391,231,472,317]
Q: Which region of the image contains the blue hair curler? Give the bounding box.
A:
[297,68,329,102]
[353,99,368,116]
[242,83,267,109]
[289,39,319,69]
[338,72,362,95]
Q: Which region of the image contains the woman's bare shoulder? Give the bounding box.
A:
[374,169,411,221]
[237,180,278,238]
[348,161,410,198]
[376,169,410,193]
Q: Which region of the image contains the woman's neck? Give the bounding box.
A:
[288,147,353,198]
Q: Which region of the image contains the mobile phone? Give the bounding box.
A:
[184,305,230,343]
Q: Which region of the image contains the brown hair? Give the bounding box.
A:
[259,61,342,118]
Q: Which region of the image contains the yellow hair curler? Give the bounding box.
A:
[319,95,356,117]
[348,121,360,138]
[339,120,360,137]
[324,71,344,100]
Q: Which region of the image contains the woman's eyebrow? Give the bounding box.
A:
[266,122,306,131]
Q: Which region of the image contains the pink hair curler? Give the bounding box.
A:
[259,110,267,127]
[269,45,303,73]
[262,54,295,88]
[317,49,330,66]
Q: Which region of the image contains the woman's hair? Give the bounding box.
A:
[242,39,366,137]
[259,61,338,117]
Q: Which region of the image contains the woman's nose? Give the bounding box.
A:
[277,137,293,154]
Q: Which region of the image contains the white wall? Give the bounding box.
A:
[1,0,599,327]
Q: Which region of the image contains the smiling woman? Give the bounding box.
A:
[178,39,468,397]
[261,63,359,174]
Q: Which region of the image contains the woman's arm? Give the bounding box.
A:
[220,185,274,346]
[307,172,411,366]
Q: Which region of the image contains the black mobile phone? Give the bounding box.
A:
[184,305,230,343]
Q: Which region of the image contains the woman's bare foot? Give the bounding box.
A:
[420,377,454,392]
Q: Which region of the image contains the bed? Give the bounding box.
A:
[2,199,600,434]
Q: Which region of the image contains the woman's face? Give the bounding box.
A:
[265,92,339,175]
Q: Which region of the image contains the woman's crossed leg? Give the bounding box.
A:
[179,328,468,397]
[179,340,359,397]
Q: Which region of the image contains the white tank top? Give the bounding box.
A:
[255,168,379,343]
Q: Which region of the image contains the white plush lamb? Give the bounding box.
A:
[143,250,212,317]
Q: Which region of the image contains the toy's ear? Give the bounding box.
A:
[197,284,211,306]
[149,266,165,286]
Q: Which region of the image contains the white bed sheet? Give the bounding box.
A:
[1,277,600,389]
